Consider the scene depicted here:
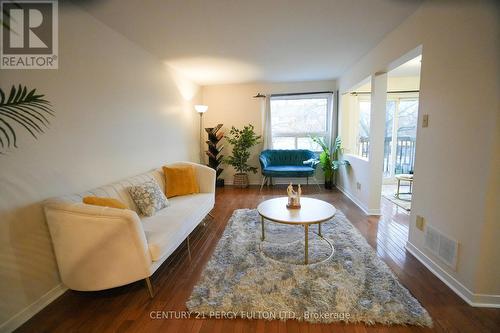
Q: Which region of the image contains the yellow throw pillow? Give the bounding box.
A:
[83,196,127,209]
[163,165,200,198]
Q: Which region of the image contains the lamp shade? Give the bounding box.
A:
[194,104,208,113]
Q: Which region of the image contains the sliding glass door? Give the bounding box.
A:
[383,97,418,179]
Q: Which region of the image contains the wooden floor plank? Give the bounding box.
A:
[15,185,500,332]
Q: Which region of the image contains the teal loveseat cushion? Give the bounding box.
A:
[262,165,315,177]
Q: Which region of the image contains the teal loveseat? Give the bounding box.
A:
[259,149,320,190]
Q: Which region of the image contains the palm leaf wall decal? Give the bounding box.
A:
[0,85,55,153]
[1,2,22,35]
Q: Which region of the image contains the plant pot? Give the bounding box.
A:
[324,180,333,190]
[233,173,249,188]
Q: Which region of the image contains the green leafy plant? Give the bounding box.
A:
[224,124,262,174]
[312,136,350,189]
[0,85,55,153]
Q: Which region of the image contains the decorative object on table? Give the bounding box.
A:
[286,183,302,209]
[224,124,262,188]
[259,149,320,191]
[0,85,55,153]
[312,136,350,189]
[195,104,208,163]
[205,123,225,187]
[187,209,432,326]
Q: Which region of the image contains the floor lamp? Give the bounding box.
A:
[195,104,208,164]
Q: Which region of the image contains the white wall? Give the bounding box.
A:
[357,76,420,92]
[387,76,420,91]
[476,121,500,296]
[338,74,421,211]
[337,0,499,303]
[337,74,387,215]
[201,80,337,185]
[0,2,200,330]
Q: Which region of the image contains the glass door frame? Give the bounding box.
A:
[384,93,419,182]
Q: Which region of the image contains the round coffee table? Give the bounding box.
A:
[257,197,336,264]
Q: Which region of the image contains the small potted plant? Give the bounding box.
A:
[224,124,262,188]
[312,136,350,189]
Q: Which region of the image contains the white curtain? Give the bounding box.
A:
[330,91,339,148]
[262,95,273,149]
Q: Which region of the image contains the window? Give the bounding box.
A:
[357,97,371,158]
[338,76,372,159]
[270,93,333,151]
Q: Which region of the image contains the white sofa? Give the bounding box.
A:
[44,162,215,296]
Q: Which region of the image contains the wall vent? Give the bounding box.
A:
[425,225,458,270]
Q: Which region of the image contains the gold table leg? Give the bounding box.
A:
[261,216,265,241]
[318,222,322,237]
[304,224,309,264]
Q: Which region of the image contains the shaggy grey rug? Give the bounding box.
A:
[187,209,432,326]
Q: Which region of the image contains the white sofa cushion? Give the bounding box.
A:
[142,193,215,261]
[57,169,165,213]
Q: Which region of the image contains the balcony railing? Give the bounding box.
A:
[358,137,370,158]
[358,136,416,176]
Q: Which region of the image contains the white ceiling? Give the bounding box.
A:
[77,0,423,86]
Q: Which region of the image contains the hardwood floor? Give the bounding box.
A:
[17,186,500,332]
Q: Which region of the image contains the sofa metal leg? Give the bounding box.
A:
[260,176,267,191]
[187,235,192,262]
[201,212,214,227]
[145,277,154,298]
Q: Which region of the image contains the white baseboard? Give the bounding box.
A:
[405,241,500,308]
[336,184,381,216]
[0,283,67,333]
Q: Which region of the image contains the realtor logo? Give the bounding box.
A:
[1,0,58,69]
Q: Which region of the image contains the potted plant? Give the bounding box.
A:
[312,136,350,189]
[224,124,262,188]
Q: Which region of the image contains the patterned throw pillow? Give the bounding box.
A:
[128,180,169,217]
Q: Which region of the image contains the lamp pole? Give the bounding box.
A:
[199,111,204,164]
[194,105,208,164]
